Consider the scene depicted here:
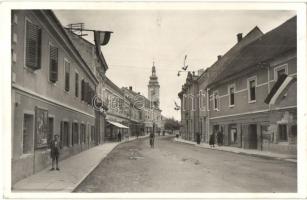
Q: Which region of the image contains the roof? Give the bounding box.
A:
[208,16,297,87]
[104,76,125,96]
[65,29,109,73]
[38,10,99,85]
[200,25,264,84]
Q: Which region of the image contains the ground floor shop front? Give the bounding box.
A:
[209,109,297,155]
[11,89,99,184]
[180,108,297,155]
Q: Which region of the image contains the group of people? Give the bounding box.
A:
[209,131,224,148]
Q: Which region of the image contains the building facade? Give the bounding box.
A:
[178,16,297,155]
[11,10,100,184]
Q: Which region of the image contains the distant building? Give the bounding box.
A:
[179,16,297,155]
[102,77,130,141]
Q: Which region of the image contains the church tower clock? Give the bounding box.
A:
[148,62,160,108]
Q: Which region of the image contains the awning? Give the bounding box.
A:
[107,120,129,129]
[265,74,296,105]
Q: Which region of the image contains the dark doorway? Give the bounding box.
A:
[248,124,258,149]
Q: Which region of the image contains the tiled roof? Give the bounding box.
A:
[209,16,296,87]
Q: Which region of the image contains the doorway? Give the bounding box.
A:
[23,114,34,154]
[248,124,258,149]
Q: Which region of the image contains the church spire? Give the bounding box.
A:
[152,61,156,76]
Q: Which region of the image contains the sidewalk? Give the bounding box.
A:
[12,136,146,192]
[174,138,297,163]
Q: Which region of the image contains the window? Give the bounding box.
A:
[229,86,235,106]
[81,79,85,101]
[48,117,54,145]
[23,114,34,154]
[61,121,69,147]
[278,124,288,141]
[213,91,219,110]
[248,78,256,102]
[49,45,58,83]
[75,73,79,97]
[91,126,95,143]
[72,122,79,145]
[274,64,288,81]
[80,124,86,144]
[64,60,70,92]
[25,20,41,70]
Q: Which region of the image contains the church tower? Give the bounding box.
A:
[148,62,160,108]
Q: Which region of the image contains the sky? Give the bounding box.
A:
[54,9,296,120]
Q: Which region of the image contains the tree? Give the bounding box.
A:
[164,117,180,134]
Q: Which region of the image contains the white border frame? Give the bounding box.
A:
[1,2,306,200]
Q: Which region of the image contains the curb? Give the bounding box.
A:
[71,136,148,192]
[174,138,297,163]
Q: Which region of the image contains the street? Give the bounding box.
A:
[74,136,296,193]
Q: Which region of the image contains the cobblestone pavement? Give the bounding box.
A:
[74,136,297,193]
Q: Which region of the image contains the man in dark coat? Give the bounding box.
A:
[209,133,215,148]
[118,131,122,142]
[50,135,61,171]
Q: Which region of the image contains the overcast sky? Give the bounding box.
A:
[54,9,296,120]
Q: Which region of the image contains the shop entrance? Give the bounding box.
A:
[248,124,258,149]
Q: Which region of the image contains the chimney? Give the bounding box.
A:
[217,55,222,61]
[129,86,132,91]
[237,33,243,43]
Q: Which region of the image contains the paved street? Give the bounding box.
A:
[74,136,296,193]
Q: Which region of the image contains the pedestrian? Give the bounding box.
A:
[196,132,201,144]
[217,131,223,146]
[50,135,61,171]
[118,131,122,142]
[209,133,215,148]
[149,132,155,148]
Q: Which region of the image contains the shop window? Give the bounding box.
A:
[91,125,95,143]
[25,19,41,70]
[80,124,86,144]
[23,114,34,154]
[35,107,48,148]
[49,45,58,83]
[278,124,288,141]
[61,121,70,147]
[48,117,54,145]
[64,59,70,92]
[72,122,79,145]
[229,124,237,144]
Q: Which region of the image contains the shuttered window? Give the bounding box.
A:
[64,60,70,92]
[25,20,41,70]
[49,45,58,82]
[81,79,85,101]
[75,73,79,97]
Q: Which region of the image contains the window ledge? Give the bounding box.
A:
[248,100,256,104]
[229,105,235,108]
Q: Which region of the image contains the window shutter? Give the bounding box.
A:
[81,80,85,101]
[65,61,70,91]
[25,21,41,70]
[49,46,58,82]
[75,73,79,97]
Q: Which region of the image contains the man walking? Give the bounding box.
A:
[149,132,155,148]
[50,135,61,171]
[118,131,122,142]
